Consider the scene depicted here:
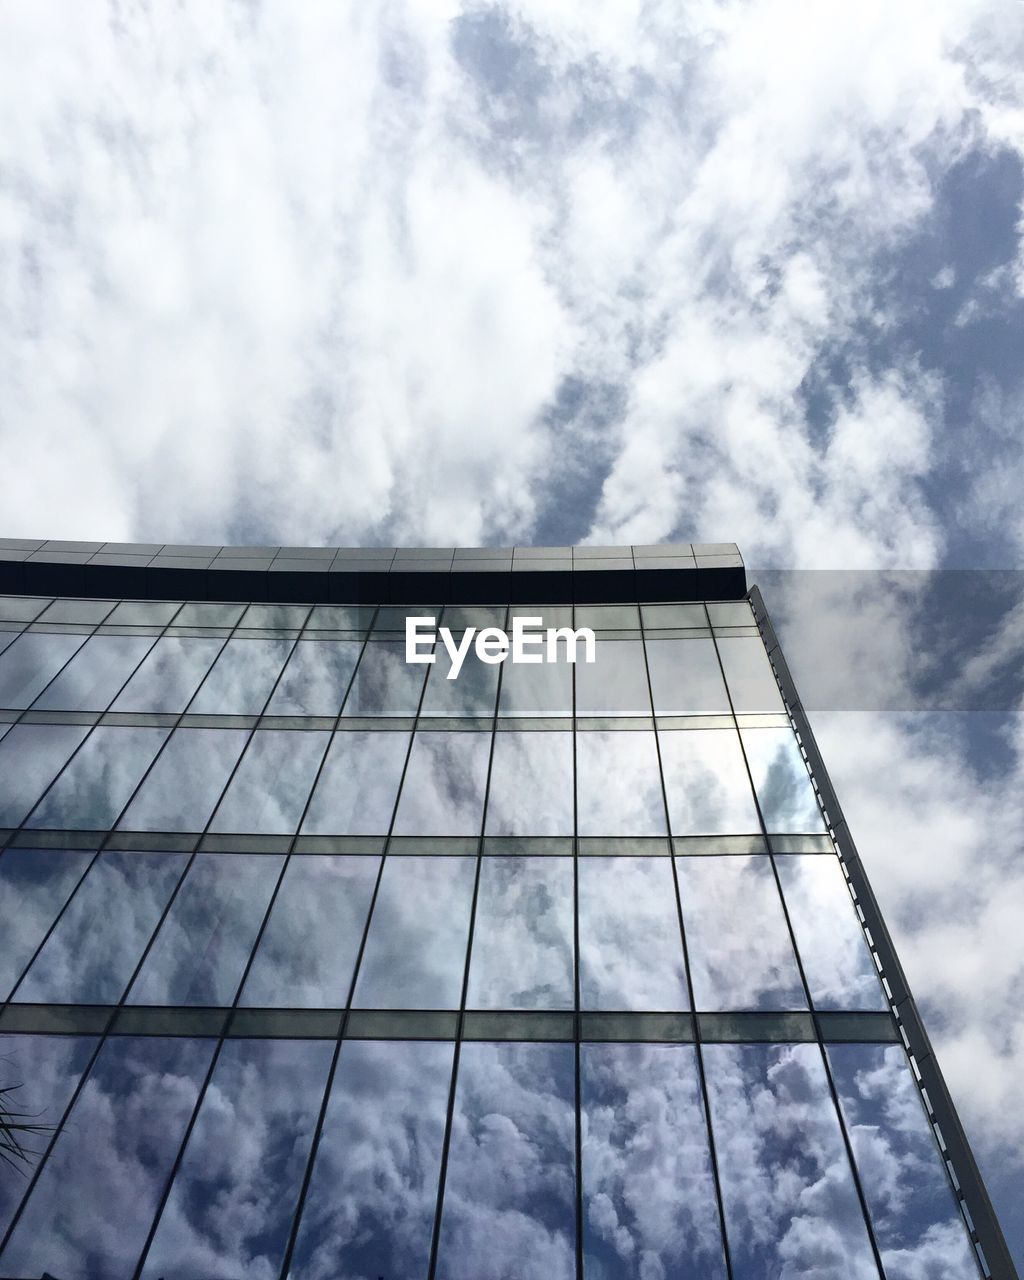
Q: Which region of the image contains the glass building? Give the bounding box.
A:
[0,537,1014,1280]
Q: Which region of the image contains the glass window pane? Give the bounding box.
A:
[578,857,689,1010]
[467,857,574,1009]
[128,852,285,1006]
[26,726,170,830]
[641,603,708,629]
[498,652,572,716]
[240,603,311,628]
[677,856,805,1010]
[576,640,651,716]
[117,727,249,832]
[33,633,154,711]
[174,601,245,626]
[0,595,50,622]
[716,637,785,713]
[111,636,224,712]
[0,1033,98,1237]
[575,604,639,630]
[392,731,491,836]
[240,855,379,1007]
[14,849,188,1004]
[352,855,475,1009]
[0,847,93,999]
[301,731,409,835]
[581,1043,726,1280]
[576,731,666,836]
[188,637,293,714]
[0,1035,214,1280]
[38,597,116,624]
[776,856,887,1011]
[421,639,500,716]
[703,1042,878,1279]
[0,723,90,826]
[265,639,361,715]
[660,729,760,835]
[0,631,86,708]
[288,1039,454,1280]
[707,601,755,627]
[140,1038,334,1279]
[342,641,426,716]
[827,1043,978,1279]
[646,638,730,714]
[107,598,182,625]
[436,1042,576,1279]
[308,604,376,629]
[485,731,574,836]
[209,729,330,834]
[740,727,824,832]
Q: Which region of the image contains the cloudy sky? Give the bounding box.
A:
[1,0,1023,1266]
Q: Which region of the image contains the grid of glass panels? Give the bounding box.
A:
[0,593,979,1279]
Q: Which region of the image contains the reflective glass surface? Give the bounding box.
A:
[716,635,785,712]
[660,729,760,835]
[0,722,90,827]
[26,726,170,830]
[581,1043,726,1279]
[0,630,86,708]
[0,1033,97,1237]
[436,1042,577,1280]
[188,637,293,714]
[301,731,409,834]
[111,636,224,712]
[421,638,500,716]
[393,731,491,836]
[498,650,572,716]
[741,727,825,832]
[827,1043,979,1279]
[485,731,574,836]
[32,633,154,711]
[353,855,475,1009]
[0,847,92,998]
[645,637,730,714]
[467,857,574,1009]
[209,729,330,834]
[141,1037,334,1278]
[703,1043,878,1279]
[576,731,666,836]
[118,727,249,832]
[128,853,285,1006]
[777,856,888,1010]
[575,640,652,716]
[288,1039,454,1279]
[14,849,188,1004]
[677,856,806,1010]
[342,641,426,715]
[0,1035,215,1279]
[241,855,379,1007]
[578,857,689,1010]
[266,639,361,715]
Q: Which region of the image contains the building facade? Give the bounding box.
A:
[0,538,1013,1279]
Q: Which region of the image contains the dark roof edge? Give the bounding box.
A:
[0,541,746,604]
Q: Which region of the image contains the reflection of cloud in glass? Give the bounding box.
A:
[342,641,426,715]
[468,857,574,1009]
[576,731,666,836]
[827,1043,978,1279]
[0,1035,214,1278]
[576,640,652,716]
[14,849,188,1004]
[578,857,689,1010]
[188,637,293,714]
[422,639,500,716]
[0,1032,96,1237]
[436,1041,576,1280]
[0,847,91,998]
[111,635,223,712]
[301,731,409,834]
[266,639,361,715]
[118,727,249,831]
[128,852,285,1006]
[393,731,491,835]
[704,1042,878,1279]
[33,633,153,711]
[646,637,730,715]
[141,1038,334,1279]
[715,637,785,713]
[0,629,86,708]
[484,731,574,835]
[241,855,379,1007]
[288,1039,454,1279]
[498,652,572,716]
[0,722,90,827]
[209,729,330,834]
[740,727,824,832]
[581,1043,726,1280]
[659,729,760,835]
[353,855,475,1008]
[776,856,887,1010]
[677,857,805,1010]
[26,725,170,830]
